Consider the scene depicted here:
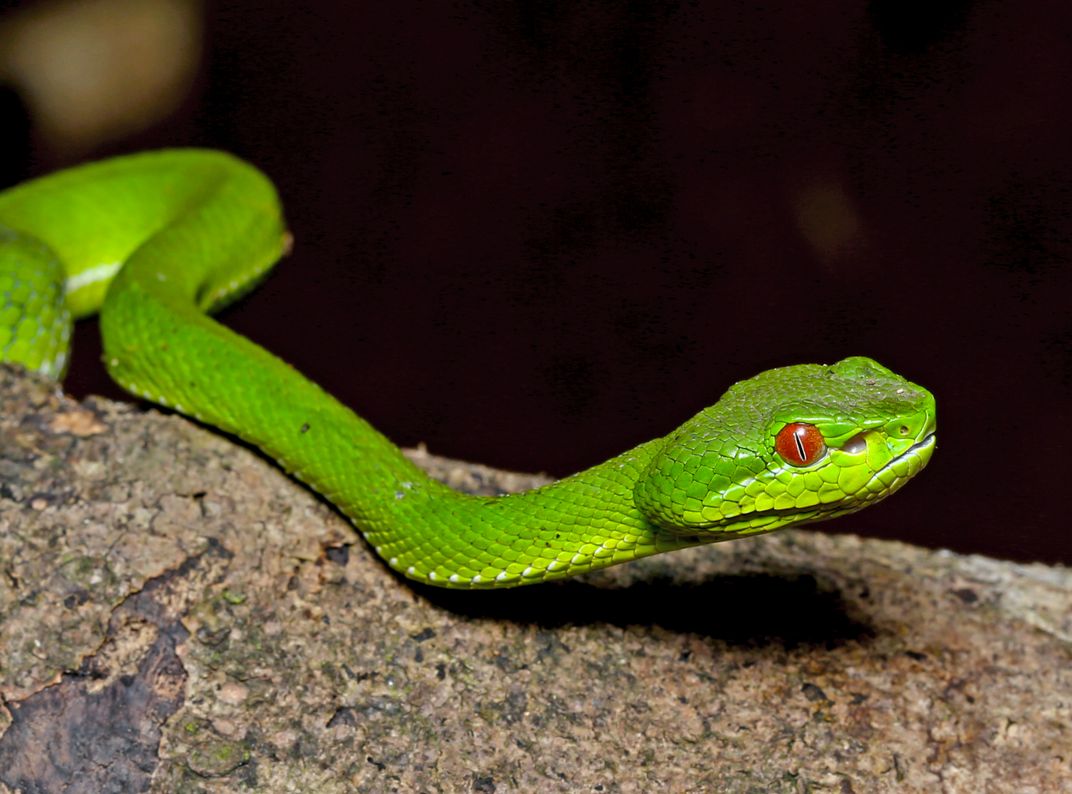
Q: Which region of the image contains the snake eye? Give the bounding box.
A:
[775,423,825,467]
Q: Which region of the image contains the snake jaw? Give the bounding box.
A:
[672,429,937,538]
[669,424,934,537]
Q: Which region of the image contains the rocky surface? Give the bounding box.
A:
[1,364,1069,792]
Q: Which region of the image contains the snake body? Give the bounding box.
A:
[0,150,936,588]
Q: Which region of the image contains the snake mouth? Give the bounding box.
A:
[857,430,935,499]
[860,428,935,480]
[660,429,938,538]
[752,431,937,528]
[896,431,936,465]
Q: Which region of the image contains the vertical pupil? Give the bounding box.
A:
[776,422,825,466]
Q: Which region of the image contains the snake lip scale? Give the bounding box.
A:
[647,424,936,541]
[0,149,938,589]
[875,429,935,470]
[907,432,937,456]
[755,431,934,522]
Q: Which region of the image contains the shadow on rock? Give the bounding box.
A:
[412,570,871,649]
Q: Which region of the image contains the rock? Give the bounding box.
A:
[1,364,1069,792]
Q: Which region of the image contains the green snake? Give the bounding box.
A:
[0,149,936,589]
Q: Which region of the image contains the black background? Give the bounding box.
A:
[4,2,1071,564]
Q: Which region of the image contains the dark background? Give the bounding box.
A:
[3,2,1070,564]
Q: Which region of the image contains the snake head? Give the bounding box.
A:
[634,356,936,537]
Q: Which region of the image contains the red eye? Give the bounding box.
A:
[775,423,825,466]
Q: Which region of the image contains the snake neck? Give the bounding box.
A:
[360,436,705,588]
[248,384,700,589]
[103,280,700,588]
[295,400,700,588]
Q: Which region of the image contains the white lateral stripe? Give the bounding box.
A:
[65,262,121,294]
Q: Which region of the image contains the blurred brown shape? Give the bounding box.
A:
[0,0,201,156]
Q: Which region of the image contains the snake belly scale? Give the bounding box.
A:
[0,149,936,589]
